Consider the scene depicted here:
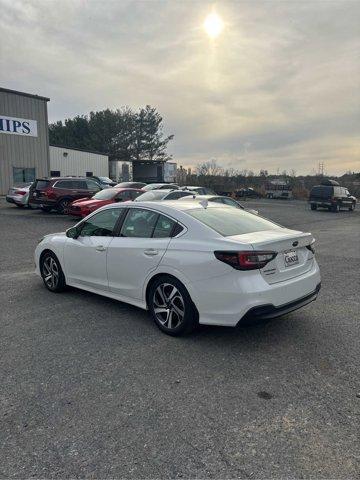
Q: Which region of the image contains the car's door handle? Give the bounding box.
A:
[95,245,107,252]
[144,249,158,256]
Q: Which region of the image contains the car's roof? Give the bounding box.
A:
[101,199,228,212]
[36,177,88,181]
[181,194,220,200]
[139,189,173,194]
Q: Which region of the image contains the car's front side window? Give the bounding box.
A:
[79,209,123,237]
[120,208,159,238]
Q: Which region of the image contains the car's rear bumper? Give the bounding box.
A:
[191,259,321,327]
[239,283,321,323]
[6,195,27,205]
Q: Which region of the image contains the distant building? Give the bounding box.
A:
[0,87,50,194]
[0,86,174,191]
[49,145,109,178]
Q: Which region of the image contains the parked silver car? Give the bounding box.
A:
[6,183,33,208]
[181,194,259,215]
[134,189,193,202]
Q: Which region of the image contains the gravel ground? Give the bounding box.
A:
[0,198,359,479]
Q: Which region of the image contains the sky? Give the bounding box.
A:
[1,0,359,175]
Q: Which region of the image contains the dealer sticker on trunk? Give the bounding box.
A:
[284,250,299,267]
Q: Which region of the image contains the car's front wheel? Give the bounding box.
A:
[40,252,66,292]
[148,276,198,336]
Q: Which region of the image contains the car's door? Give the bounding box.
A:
[107,208,176,300]
[64,208,125,291]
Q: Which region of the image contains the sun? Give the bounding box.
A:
[203,12,224,38]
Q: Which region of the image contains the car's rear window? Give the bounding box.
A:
[93,188,118,200]
[35,180,50,190]
[187,207,281,236]
[311,186,332,197]
[135,191,167,201]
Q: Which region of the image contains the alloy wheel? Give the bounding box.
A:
[153,283,185,329]
[42,256,59,289]
[59,200,70,214]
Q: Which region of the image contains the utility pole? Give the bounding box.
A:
[318,162,324,176]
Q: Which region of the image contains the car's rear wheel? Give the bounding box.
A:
[310,204,317,210]
[40,252,66,292]
[41,206,52,212]
[148,276,198,336]
[57,199,71,214]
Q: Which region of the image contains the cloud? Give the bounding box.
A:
[0,0,359,174]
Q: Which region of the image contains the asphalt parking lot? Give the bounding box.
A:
[0,198,359,479]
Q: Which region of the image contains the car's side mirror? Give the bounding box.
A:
[66,227,79,239]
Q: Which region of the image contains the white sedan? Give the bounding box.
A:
[35,201,321,336]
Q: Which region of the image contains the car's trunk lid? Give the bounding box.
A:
[226,229,314,284]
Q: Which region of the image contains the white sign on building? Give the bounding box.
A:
[0,115,38,137]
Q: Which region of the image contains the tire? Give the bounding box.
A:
[310,204,317,210]
[57,198,71,214]
[148,275,198,336]
[331,204,339,212]
[40,251,66,292]
[349,203,355,211]
[41,206,52,213]
[15,204,24,208]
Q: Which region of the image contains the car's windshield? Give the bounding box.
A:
[98,177,113,183]
[142,184,162,191]
[135,191,167,201]
[188,207,281,236]
[93,188,118,200]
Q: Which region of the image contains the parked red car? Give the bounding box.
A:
[69,187,143,217]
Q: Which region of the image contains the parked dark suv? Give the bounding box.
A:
[29,177,101,213]
[309,180,356,212]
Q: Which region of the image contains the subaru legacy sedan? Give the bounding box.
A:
[35,201,321,336]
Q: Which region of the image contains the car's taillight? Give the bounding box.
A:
[214,251,277,270]
[14,190,26,195]
[306,243,315,254]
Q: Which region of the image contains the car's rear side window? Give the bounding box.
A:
[153,214,176,238]
[187,208,281,236]
[35,180,50,190]
[55,180,75,189]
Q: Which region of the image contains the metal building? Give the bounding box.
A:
[50,145,109,178]
[0,87,50,195]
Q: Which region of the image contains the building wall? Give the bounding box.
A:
[50,146,109,177]
[0,89,49,194]
[164,162,177,183]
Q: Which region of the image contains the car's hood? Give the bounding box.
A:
[41,232,66,242]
